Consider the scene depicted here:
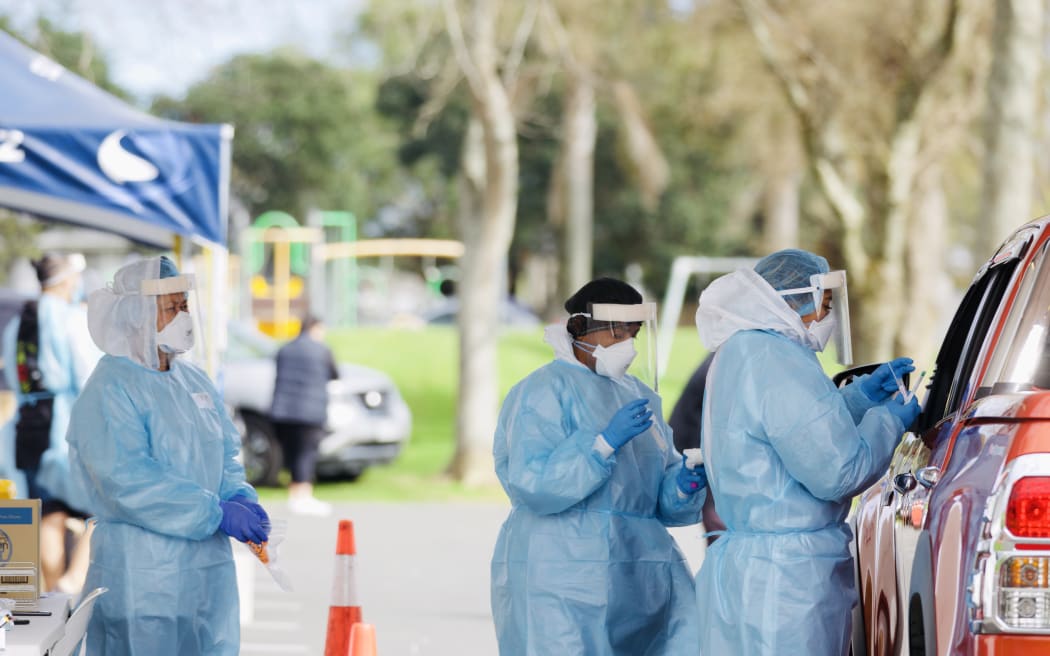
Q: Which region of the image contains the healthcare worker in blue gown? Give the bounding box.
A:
[491,277,708,655]
[67,256,270,656]
[0,252,100,592]
[693,249,921,656]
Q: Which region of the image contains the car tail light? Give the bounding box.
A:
[999,557,1050,628]
[970,455,1050,635]
[1006,477,1050,538]
[1004,557,1049,588]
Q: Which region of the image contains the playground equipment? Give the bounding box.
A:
[240,209,464,336]
[657,256,758,377]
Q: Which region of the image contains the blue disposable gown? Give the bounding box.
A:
[491,333,704,655]
[67,354,257,656]
[695,330,903,656]
[0,294,99,502]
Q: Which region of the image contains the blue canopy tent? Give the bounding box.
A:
[0,29,231,248]
[0,29,234,378]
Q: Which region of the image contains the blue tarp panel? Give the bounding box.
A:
[0,30,231,247]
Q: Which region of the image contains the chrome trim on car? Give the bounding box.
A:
[915,466,941,489]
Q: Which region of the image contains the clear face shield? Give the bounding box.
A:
[779,270,853,365]
[141,273,207,367]
[573,301,659,391]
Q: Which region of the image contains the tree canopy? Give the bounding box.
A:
[152,50,405,224]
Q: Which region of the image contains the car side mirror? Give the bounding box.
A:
[915,466,941,489]
[893,472,917,494]
[831,362,911,389]
[832,364,879,389]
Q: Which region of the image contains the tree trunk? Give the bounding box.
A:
[854,121,920,363]
[762,173,800,253]
[979,0,1043,252]
[446,0,521,485]
[898,161,952,370]
[557,69,597,302]
[450,117,500,485]
[611,81,670,211]
[737,0,961,364]
[761,112,801,252]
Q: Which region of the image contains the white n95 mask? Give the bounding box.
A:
[593,339,637,380]
[157,311,195,354]
[805,314,836,352]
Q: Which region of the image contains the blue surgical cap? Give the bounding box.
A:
[754,249,829,315]
[159,256,179,279]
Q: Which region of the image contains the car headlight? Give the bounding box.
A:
[361,390,384,409]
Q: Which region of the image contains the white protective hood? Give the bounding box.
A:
[695,268,814,351]
[543,323,590,368]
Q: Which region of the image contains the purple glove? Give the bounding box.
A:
[229,494,270,528]
[219,500,268,543]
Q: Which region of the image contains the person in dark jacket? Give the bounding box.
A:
[271,315,337,516]
[668,352,726,544]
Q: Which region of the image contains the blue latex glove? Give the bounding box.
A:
[602,398,653,450]
[883,394,921,430]
[229,494,270,529]
[219,500,268,544]
[860,357,915,402]
[676,456,708,495]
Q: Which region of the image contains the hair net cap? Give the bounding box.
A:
[159,255,180,279]
[87,257,165,369]
[564,277,642,314]
[754,249,829,315]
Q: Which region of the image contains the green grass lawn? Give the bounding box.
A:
[256,325,709,503]
[257,324,847,504]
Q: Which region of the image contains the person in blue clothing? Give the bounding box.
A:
[67,255,269,656]
[667,353,726,545]
[693,249,921,656]
[0,252,100,592]
[491,277,708,655]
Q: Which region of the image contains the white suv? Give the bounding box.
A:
[221,321,412,485]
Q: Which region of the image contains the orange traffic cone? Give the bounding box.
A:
[349,622,378,656]
[323,520,363,656]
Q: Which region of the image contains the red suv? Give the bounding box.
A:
[850,217,1050,655]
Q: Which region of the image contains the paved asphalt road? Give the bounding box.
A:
[238,502,708,655]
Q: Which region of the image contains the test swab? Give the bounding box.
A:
[905,370,926,404]
[887,361,909,399]
[683,448,704,469]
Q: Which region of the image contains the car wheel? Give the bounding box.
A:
[239,412,283,487]
[317,465,365,483]
[908,595,927,656]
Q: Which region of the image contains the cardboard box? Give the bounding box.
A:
[0,499,40,608]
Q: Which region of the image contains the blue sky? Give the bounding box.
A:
[0,0,364,102]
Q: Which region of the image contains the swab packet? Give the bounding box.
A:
[246,518,294,592]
